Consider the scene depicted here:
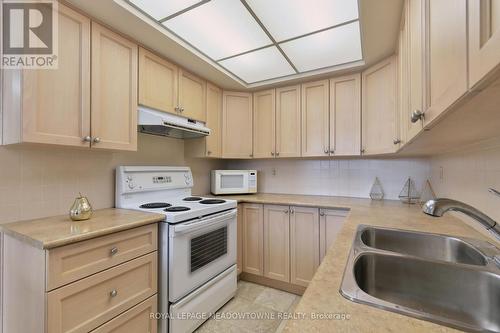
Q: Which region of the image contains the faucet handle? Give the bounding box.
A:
[489,188,500,198]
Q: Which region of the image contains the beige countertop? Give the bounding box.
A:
[220,193,497,333]
[1,208,165,249]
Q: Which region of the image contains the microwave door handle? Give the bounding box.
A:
[173,209,237,235]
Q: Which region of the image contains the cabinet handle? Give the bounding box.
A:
[275,152,279,157]
[110,247,118,256]
[324,149,329,154]
[174,106,180,112]
[361,148,365,154]
[284,210,289,214]
[180,107,185,113]
[329,149,335,155]
[320,211,325,217]
[411,109,424,123]
[207,150,212,155]
[109,289,118,298]
[249,154,253,158]
[271,152,275,156]
[393,139,401,145]
[93,137,101,144]
[82,136,91,142]
[290,209,295,214]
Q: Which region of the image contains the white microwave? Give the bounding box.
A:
[211,170,257,195]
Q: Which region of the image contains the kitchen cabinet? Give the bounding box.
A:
[290,206,320,287]
[253,89,276,158]
[276,85,301,157]
[1,3,91,147]
[237,204,243,275]
[329,74,361,156]
[242,204,264,276]
[205,83,223,157]
[91,22,138,151]
[423,0,467,125]
[301,80,330,157]
[222,91,253,158]
[469,0,500,88]
[178,68,206,122]
[138,47,178,115]
[319,209,348,261]
[362,56,399,155]
[398,1,410,145]
[263,205,290,282]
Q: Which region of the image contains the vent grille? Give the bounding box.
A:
[190,227,227,273]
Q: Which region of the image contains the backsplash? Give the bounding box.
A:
[0,134,222,224]
[228,158,431,200]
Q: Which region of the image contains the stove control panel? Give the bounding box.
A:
[116,166,193,194]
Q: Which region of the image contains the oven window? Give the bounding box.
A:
[221,175,244,189]
[190,226,228,273]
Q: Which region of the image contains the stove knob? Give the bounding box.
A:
[128,181,136,189]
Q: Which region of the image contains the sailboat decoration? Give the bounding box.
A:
[399,177,420,204]
[369,177,384,200]
[419,180,436,205]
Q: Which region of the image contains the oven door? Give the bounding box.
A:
[168,208,237,302]
[213,171,250,194]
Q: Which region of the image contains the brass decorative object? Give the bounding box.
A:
[69,193,93,221]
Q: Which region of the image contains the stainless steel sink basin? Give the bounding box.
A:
[340,225,500,332]
[360,227,488,266]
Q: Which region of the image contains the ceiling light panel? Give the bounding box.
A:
[219,46,295,83]
[280,21,362,72]
[129,0,204,20]
[245,0,359,42]
[163,0,272,60]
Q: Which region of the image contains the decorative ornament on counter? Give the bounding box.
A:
[69,193,93,221]
[419,180,436,205]
[399,177,421,204]
[369,177,384,200]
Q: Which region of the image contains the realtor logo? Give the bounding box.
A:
[1,0,58,69]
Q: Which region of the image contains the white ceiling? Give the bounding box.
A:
[65,0,403,90]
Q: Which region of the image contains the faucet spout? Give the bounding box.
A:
[423,198,500,241]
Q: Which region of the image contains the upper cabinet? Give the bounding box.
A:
[362,56,399,155]
[91,22,138,151]
[2,4,91,147]
[138,47,178,115]
[205,83,223,157]
[222,91,253,158]
[469,0,500,88]
[138,48,207,122]
[276,85,301,158]
[253,89,276,158]
[329,74,361,156]
[423,0,467,125]
[301,80,330,157]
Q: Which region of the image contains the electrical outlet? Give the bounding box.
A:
[272,168,276,176]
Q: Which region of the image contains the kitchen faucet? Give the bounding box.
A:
[423,188,500,241]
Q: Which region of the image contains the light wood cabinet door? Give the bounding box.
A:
[276,85,301,157]
[329,74,361,156]
[301,80,329,157]
[319,209,348,261]
[178,68,206,122]
[206,83,222,157]
[398,2,410,145]
[362,56,399,155]
[138,47,178,114]
[290,206,320,287]
[237,204,243,275]
[242,204,264,276]
[21,4,90,147]
[91,22,138,151]
[469,0,500,88]
[424,0,467,125]
[263,205,290,283]
[253,89,276,158]
[222,91,253,158]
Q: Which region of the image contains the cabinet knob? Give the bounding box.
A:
[180,107,185,113]
[393,139,402,145]
[82,136,91,142]
[271,152,275,156]
[275,152,279,157]
[329,149,335,155]
[109,289,118,298]
[290,209,295,214]
[284,210,289,214]
[411,109,424,123]
[93,137,101,144]
[249,154,253,158]
[361,148,365,154]
[110,247,118,256]
[174,106,180,112]
[320,211,325,216]
[324,149,329,154]
[207,150,212,155]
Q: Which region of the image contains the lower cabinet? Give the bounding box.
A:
[263,205,290,282]
[237,204,243,274]
[319,209,349,261]
[242,204,264,275]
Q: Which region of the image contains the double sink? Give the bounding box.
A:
[340,225,500,332]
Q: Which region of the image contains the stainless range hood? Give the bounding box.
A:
[138,107,210,139]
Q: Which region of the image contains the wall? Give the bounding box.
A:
[228,158,431,200]
[0,133,223,224]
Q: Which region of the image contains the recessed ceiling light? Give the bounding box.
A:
[245,0,359,42]
[219,46,295,83]
[280,21,362,72]
[129,0,204,21]
[163,0,272,60]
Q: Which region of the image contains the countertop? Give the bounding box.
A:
[0,208,165,249]
[219,193,497,333]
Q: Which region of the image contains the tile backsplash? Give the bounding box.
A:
[228,158,431,200]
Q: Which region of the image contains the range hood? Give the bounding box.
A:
[138,107,210,139]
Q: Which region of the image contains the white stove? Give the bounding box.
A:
[115,166,237,333]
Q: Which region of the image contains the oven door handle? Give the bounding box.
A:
[172,208,237,235]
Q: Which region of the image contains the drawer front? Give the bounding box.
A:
[91,295,157,333]
[47,252,157,333]
[47,224,157,290]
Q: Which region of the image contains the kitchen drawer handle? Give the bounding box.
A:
[275,152,280,157]
[284,210,289,214]
[271,152,275,156]
[93,137,101,144]
[82,136,91,142]
[110,247,118,256]
[110,289,118,298]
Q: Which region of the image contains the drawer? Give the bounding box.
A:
[46,224,157,290]
[90,295,157,333]
[47,252,157,333]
